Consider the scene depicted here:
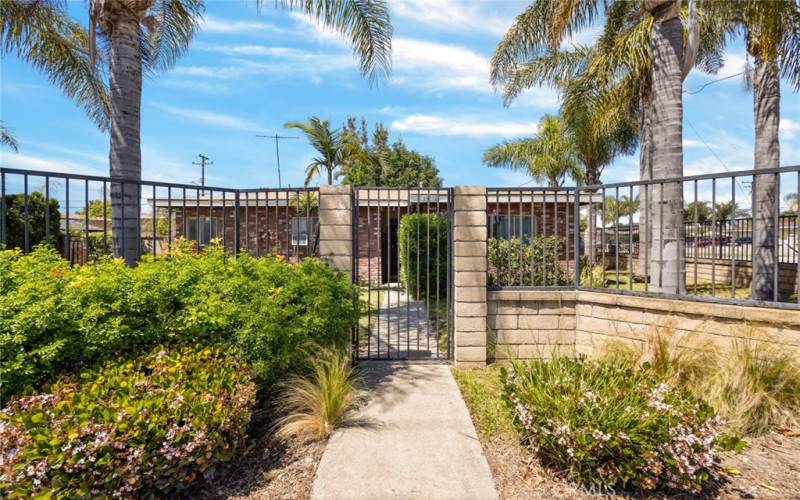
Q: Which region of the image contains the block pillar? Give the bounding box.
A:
[453,186,488,367]
[319,185,354,280]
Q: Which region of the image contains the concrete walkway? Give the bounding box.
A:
[364,285,440,360]
[311,363,498,500]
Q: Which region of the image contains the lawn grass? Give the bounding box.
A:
[451,367,516,437]
[601,270,753,300]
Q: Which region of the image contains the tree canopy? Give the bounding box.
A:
[338,117,442,187]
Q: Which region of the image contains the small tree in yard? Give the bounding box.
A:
[398,213,447,301]
[2,192,61,250]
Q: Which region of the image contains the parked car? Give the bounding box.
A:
[735,236,752,245]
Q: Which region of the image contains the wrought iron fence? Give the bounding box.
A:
[352,187,453,360]
[0,167,319,264]
[489,165,800,308]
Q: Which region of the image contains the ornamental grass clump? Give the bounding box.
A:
[604,329,800,437]
[276,348,362,439]
[0,345,256,499]
[502,356,724,493]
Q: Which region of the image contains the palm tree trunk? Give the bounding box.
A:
[102,1,148,266]
[327,167,333,185]
[751,54,780,300]
[636,85,653,279]
[648,6,686,295]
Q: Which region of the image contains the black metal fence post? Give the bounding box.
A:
[574,184,581,287]
[234,190,241,255]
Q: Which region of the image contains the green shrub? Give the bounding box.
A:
[0,242,359,399]
[0,344,256,499]
[487,236,569,287]
[398,213,447,300]
[502,356,724,493]
[2,192,62,251]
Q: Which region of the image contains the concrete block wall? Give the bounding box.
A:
[453,186,488,367]
[488,290,576,361]
[574,291,800,358]
[319,185,354,278]
[485,290,800,362]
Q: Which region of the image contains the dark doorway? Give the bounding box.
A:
[381,215,399,283]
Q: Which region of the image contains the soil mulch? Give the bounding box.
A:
[183,430,326,500]
[475,429,800,499]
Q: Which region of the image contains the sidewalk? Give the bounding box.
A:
[311,362,498,500]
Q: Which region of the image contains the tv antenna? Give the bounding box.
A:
[256,134,298,188]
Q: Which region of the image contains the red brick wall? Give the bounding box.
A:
[172,205,316,260]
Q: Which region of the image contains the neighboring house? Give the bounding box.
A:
[149,190,600,284]
[149,192,319,261]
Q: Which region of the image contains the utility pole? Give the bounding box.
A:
[256,134,297,188]
[192,154,213,194]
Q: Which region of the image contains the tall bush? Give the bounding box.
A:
[2,192,61,250]
[487,236,569,286]
[0,242,359,399]
[0,345,256,498]
[398,212,448,300]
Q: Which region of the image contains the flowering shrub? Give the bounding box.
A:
[502,356,724,493]
[0,345,256,498]
[0,242,358,398]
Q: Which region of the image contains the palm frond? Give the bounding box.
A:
[142,0,205,74]
[279,0,392,84]
[483,114,581,187]
[1,0,110,131]
[0,123,19,153]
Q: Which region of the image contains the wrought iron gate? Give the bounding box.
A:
[352,188,453,360]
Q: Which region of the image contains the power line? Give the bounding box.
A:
[256,134,298,188]
[685,116,750,199]
[683,72,743,95]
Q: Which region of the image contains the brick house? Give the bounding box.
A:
[150,189,599,284]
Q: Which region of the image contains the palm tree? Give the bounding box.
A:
[4,0,392,265]
[708,0,800,300]
[490,0,726,293]
[1,123,19,153]
[285,117,346,185]
[483,114,582,187]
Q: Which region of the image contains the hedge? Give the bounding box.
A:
[0,241,359,400]
[487,236,569,287]
[398,213,448,300]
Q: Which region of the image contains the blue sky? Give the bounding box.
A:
[1,0,799,192]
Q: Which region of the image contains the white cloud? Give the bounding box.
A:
[390,37,559,104]
[391,114,537,137]
[392,38,488,92]
[150,103,264,132]
[781,118,800,140]
[683,138,705,149]
[193,42,307,58]
[0,152,104,176]
[717,52,748,79]
[391,0,511,36]
[160,78,231,95]
[199,14,289,35]
[174,44,354,82]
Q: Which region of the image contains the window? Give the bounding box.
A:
[291,217,316,246]
[491,215,535,240]
[186,217,218,245]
